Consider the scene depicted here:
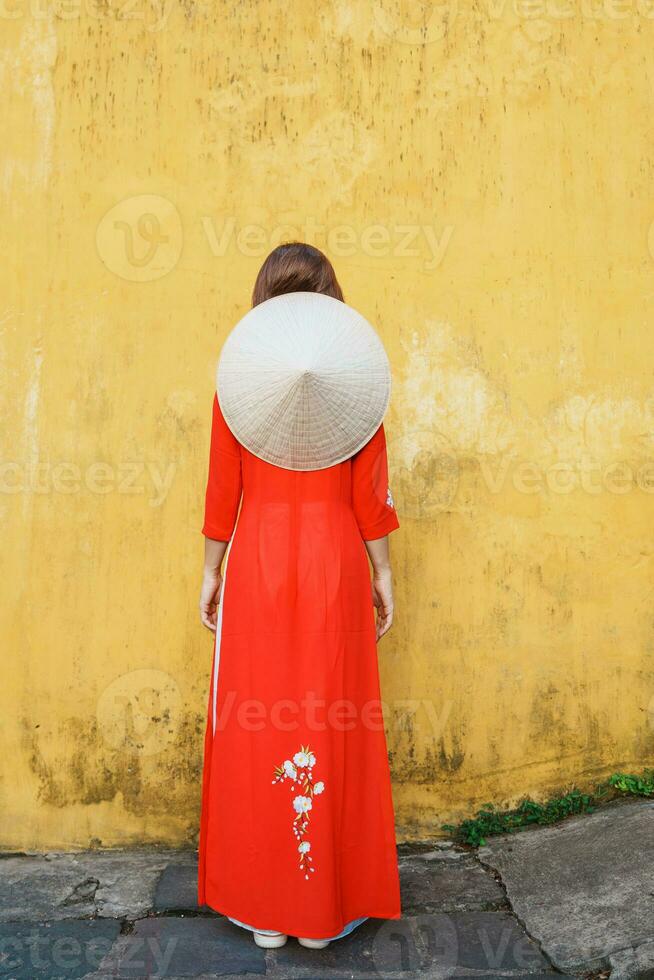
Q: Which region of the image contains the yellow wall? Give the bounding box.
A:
[2,1,654,849]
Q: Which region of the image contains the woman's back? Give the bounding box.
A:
[202,395,398,636]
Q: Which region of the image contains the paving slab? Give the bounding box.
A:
[478,799,654,975]
[267,911,553,978]
[152,847,506,919]
[609,939,654,980]
[0,919,121,979]
[0,849,182,922]
[155,859,201,913]
[91,917,266,978]
[398,847,506,913]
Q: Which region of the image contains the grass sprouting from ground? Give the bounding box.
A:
[442,769,654,847]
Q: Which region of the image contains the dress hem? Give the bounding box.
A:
[199,896,401,941]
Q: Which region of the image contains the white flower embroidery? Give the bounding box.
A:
[386,486,395,508]
[273,744,325,880]
[293,795,312,814]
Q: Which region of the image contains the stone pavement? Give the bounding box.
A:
[0,799,651,979]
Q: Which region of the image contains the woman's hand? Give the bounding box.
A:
[364,535,395,641]
[371,566,394,641]
[200,569,223,631]
[200,538,229,631]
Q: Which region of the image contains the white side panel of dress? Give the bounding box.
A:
[211,511,240,735]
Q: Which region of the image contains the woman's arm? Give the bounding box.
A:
[351,423,399,642]
[199,396,243,630]
[364,535,394,641]
[199,537,229,631]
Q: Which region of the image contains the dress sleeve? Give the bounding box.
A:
[351,422,400,541]
[202,394,243,541]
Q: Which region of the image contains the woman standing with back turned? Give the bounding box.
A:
[197,243,401,949]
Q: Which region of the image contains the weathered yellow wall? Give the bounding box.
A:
[2,1,654,849]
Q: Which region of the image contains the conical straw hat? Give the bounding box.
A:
[216,291,391,471]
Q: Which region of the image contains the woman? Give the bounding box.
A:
[198,243,401,949]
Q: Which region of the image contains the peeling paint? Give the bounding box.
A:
[0,14,57,197]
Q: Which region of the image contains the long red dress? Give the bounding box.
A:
[198,394,401,940]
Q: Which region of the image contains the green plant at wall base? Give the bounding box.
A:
[607,771,654,796]
[443,770,654,847]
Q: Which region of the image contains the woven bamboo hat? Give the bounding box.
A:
[216,291,391,471]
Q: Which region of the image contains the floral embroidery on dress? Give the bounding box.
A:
[386,486,395,508]
[272,744,324,880]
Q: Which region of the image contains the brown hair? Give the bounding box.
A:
[252,243,344,307]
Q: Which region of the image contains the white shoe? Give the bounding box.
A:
[298,937,331,949]
[253,931,287,948]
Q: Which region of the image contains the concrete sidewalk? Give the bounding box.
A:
[0,799,651,979]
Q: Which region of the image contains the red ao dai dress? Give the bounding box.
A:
[198,394,401,940]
